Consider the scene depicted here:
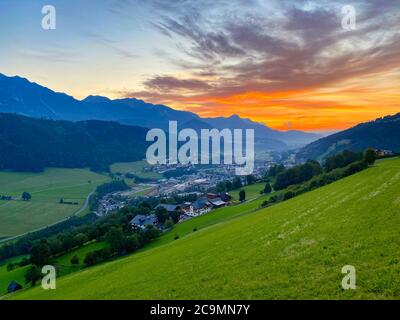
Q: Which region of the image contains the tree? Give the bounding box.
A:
[30,242,52,266]
[224,180,233,191]
[105,227,126,254]
[25,266,42,286]
[84,251,100,266]
[215,181,226,192]
[21,192,31,201]
[364,148,376,165]
[263,183,272,194]
[70,255,80,265]
[61,233,75,252]
[283,191,295,200]
[164,219,174,229]
[239,190,246,202]
[267,164,285,178]
[143,225,161,241]
[74,233,88,247]
[139,201,151,210]
[246,175,257,185]
[48,238,63,255]
[155,207,168,224]
[232,177,243,189]
[323,150,362,172]
[274,160,323,190]
[170,210,181,224]
[124,235,140,253]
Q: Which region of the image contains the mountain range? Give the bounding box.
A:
[2,72,399,164]
[297,113,400,161]
[0,73,320,150]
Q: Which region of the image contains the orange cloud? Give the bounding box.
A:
[157,75,400,131]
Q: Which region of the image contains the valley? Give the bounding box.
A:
[9,158,400,299]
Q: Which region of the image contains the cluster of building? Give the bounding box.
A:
[130,192,232,230]
[374,149,395,157]
[97,194,127,216]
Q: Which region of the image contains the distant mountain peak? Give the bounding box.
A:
[82,95,111,103]
[229,114,240,119]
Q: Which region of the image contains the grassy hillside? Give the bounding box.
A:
[146,192,274,250]
[54,241,109,277]
[0,256,29,294]
[110,160,163,181]
[11,158,400,299]
[0,187,271,295]
[0,168,109,238]
[230,182,265,201]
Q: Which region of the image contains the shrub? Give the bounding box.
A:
[239,190,246,202]
[7,263,15,271]
[70,255,80,265]
[274,160,323,190]
[263,183,272,194]
[125,235,140,253]
[283,191,295,200]
[84,251,99,266]
[364,148,376,166]
[163,219,174,229]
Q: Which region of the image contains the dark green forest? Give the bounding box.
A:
[297,113,400,161]
[0,113,149,172]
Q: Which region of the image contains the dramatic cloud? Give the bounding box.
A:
[144,76,212,92]
[119,0,400,130]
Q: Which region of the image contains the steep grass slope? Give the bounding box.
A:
[13,158,400,299]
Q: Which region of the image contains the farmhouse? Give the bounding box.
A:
[130,214,158,230]
[185,198,212,216]
[207,192,232,202]
[375,149,395,157]
[7,280,22,293]
[219,193,232,202]
[155,204,181,214]
[208,197,228,208]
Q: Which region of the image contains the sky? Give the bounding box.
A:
[0,0,399,132]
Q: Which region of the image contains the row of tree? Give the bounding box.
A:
[261,149,377,208]
[0,213,98,263]
[23,202,164,285]
[270,149,376,191]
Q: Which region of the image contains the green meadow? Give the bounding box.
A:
[0,241,109,295]
[230,182,265,201]
[11,157,400,299]
[110,160,163,181]
[0,168,110,238]
[54,241,109,277]
[0,256,29,294]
